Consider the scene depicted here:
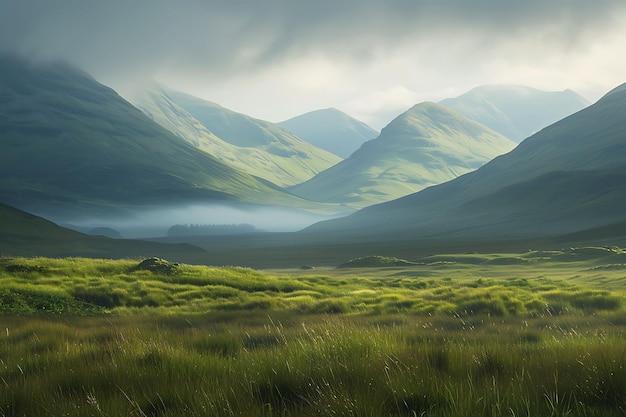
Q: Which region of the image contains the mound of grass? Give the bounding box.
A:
[133,257,180,274]
[338,255,415,268]
[0,288,103,315]
[557,246,622,261]
[485,257,529,265]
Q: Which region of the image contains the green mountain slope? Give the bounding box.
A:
[133,88,341,187]
[289,102,516,208]
[0,56,297,218]
[305,83,626,240]
[440,85,589,142]
[278,108,378,158]
[0,202,205,259]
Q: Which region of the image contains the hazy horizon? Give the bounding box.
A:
[42,203,345,239]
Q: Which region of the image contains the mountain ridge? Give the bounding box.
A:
[440,85,589,142]
[122,84,341,188]
[278,108,378,158]
[289,101,516,208]
[303,82,626,239]
[0,55,302,220]
[156,88,342,187]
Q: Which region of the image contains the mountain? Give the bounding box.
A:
[440,85,589,142]
[0,202,205,259]
[0,55,304,221]
[277,108,378,158]
[305,83,626,240]
[289,102,516,208]
[127,86,341,187]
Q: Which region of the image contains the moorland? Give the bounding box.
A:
[2,55,626,416]
[2,248,626,416]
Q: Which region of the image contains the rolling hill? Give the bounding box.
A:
[0,202,205,260]
[0,55,301,221]
[289,102,516,208]
[440,85,589,142]
[304,83,626,240]
[277,108,378,158]
[128,87,341,187]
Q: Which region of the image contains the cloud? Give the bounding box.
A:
[3,0,626,126]
[4,0,624,73]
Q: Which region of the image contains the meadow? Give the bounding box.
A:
[1,247,626,416]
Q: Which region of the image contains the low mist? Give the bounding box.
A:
[58,203,346,239]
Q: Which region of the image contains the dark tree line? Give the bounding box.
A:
[167,223,256,236]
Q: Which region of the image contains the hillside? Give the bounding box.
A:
[289,102,516,208]
[0,56,299,220]
[135,88,342,187]
[0,202,205,260]
[278,108,378,158]
[440,85,589,142]
[304,83,626,240]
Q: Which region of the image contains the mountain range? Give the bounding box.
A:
[305,83,626,241]
[277,108,378,158]
[3,53,618,260]
[289,102,516,208]
[125,85,341,187]
[440,85,589,142]
[0,55,302,222]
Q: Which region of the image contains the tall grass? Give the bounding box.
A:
[1,252,626,415]
[1,313,625,416]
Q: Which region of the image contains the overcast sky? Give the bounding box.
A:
[3,0,626,129]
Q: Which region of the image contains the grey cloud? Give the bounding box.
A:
[2,0,625,82]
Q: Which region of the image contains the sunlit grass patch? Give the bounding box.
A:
[2,250,626,415]
[338,255,416,268]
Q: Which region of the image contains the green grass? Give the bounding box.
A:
[1,249,626,415]
[338,255,416,268]
[1,249,625,316]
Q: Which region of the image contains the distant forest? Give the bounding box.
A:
[167,223,257,236]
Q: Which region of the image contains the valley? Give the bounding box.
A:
[2,54,626,417]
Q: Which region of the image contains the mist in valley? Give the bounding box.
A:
[57,203,346,239]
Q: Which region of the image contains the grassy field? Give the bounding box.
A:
[1,248,626,416]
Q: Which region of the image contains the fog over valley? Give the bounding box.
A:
[57,204,345,239]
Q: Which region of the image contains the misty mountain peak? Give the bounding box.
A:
[440,84,589,142]
[278,107,378,158]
